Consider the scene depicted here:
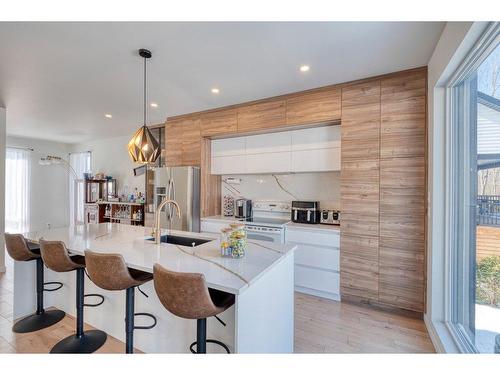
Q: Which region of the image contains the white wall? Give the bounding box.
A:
[7,135,71,232]
[0,108,6,272]
[222,172,340,210]
[70,135,145,197]
[426,21,489,353]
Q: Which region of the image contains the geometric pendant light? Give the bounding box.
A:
[128,48,161,164]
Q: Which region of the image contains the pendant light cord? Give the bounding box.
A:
[143,56,147,126]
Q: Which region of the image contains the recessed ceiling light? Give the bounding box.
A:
[300,65,310,72]
[104,114,112,118]
[150,102,158,108]
[211,88,220,94]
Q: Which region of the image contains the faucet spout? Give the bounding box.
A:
[153,198,181,244]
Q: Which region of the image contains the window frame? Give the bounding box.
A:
[444,22,500,353]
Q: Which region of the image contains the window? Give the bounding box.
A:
[5,148,31,233]
[447,23,499,353]
[69,151,91,225]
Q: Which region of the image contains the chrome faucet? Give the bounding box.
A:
[153,198,181,244]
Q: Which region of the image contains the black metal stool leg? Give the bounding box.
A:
[189,318,230,354]
[125,286,135,354]
[197,318,207,354]
[50,268,107,353]
[12,258,65,333]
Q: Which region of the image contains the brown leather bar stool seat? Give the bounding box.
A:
[84,250,157,354]
[153,263,235,354]
[4,233,65,333]
[39,239,107,353]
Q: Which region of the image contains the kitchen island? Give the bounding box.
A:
[16,223,296,353]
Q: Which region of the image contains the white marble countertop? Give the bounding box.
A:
[23,223,296,295]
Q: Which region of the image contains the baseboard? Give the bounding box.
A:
[423,314,445,353]
[340,294,424,320]
[295,286,340,301]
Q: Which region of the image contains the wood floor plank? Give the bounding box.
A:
[0,264,434,353]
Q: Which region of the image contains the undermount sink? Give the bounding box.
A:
[147,234,211,247]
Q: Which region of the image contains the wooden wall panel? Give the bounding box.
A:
[340,235,379,301]
[381,70,426,158]
[286,87,341,125]
[200,138,221,217]
[200,109,237,137]
[165,119,183,166]
[379,237,425,311]
[341,81,381,160]
[340,80,381,302]
[378,68,427,312]
[237,100,286,133]
[341,159,379,237]
[181,117,201,166]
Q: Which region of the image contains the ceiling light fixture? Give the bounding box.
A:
[104,114,112,118]
[128,49,160,164]
[211,88,220,94]
[300,65,310,72]
[150,102,158,108]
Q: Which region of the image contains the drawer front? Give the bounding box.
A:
[285,229,340,248]
[293,243,340,272]
[295,265,340,296]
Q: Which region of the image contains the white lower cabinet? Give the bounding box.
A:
[285,225,340,301]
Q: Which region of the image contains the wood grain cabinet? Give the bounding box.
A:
[165,118,183,166]
[286,87,341,126]
[377,69,427,312]
[181,116,201,166]
[340,80,381,304]
[380,70,426,158]
[200,109,237,137]
[165,117,201,166]
[237,100,286,133]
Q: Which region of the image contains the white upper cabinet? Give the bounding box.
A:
[211,125,340,175]
[212,137,246,157]
[290,126,341,150]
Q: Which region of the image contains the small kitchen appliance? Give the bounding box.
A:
[320,209,341,225]
[291,201,320,224]
[235,199,252,219]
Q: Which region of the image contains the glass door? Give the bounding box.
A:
[448,25,499,353]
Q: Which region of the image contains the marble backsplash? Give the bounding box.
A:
[221,172,340,212]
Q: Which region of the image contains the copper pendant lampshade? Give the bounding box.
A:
[128,48,160,164]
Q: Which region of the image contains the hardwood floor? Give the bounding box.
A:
[0,259,434,353]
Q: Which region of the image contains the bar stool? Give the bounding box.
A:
[4,233,65,333]
[39,239,107,353]
[84,250,157,354]
[153,263,235,354]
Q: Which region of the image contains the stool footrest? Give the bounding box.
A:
[83,293,105,307]
[190,339,230,354]
[133,312,157,330]
[43,281,63,292]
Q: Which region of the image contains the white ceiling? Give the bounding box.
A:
[0,22,444,144]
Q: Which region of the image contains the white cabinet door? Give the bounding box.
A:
[246,152,291,174]
[211,155,246,175]
[291,147,341,172]
[245,131,291,154]
[212,137,246,157]
[291,126,340,150]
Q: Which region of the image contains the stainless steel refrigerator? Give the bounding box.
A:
[154,166,201,232]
